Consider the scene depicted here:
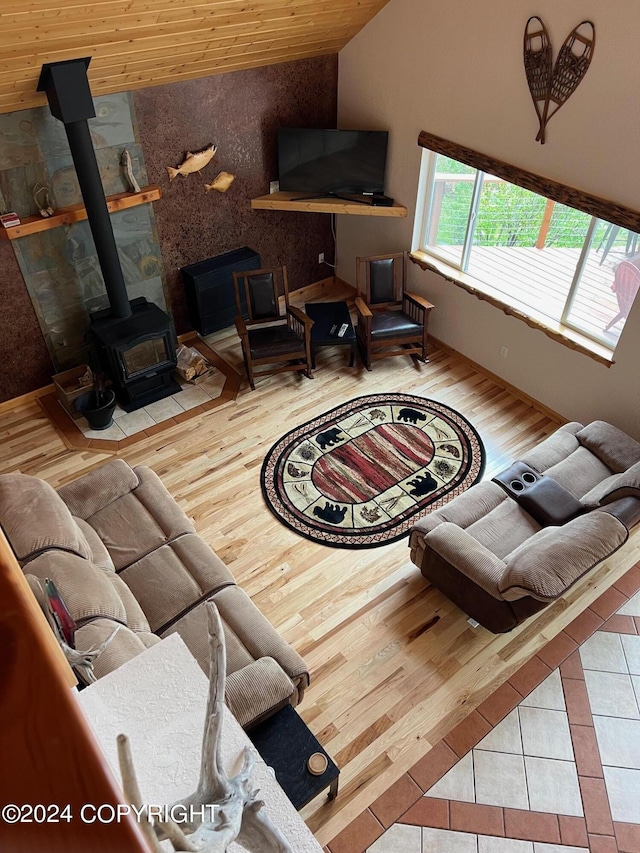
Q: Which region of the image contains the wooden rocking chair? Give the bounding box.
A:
[354,252,434,370]
[233,266,314,390]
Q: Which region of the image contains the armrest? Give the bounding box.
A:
[226,658,296,728]
[354,296,372,318]
[597,460,640,504]
[599,496,640,529]
[500,510,628,602]
[424,522,506,598]
[404,290,435,312]
[287,305,314,329]
[576,421,640,473]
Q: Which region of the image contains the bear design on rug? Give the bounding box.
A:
[315,427,344,450]
[440,443,461,458]
[313,502,348,524]
[408,473,438,497]
[398,407,427,424]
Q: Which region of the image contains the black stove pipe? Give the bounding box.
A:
[37,58,132,320]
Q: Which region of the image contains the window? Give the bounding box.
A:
[413,142,640,355]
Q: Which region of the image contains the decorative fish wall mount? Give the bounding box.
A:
[205,171,235,193]
[166,144,236,194]
[524,17,595,144]
[166,143,217,180]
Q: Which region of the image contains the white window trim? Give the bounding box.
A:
[410,145,635,366]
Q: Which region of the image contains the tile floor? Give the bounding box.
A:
[75,371,227,440]
[326,563,640,853]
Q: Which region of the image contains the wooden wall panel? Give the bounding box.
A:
[0,0,391,114]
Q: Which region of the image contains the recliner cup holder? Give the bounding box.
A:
[493,462,541,500]
[509,472,538,492]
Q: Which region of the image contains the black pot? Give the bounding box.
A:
[75,389,117,430]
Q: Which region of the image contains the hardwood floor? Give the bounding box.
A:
[2,279,639,847]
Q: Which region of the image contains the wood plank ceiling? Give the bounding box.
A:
[0,0,390,115]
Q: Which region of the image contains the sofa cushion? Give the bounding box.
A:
[500,511,628,601]
[466,496,541,560]
[162,585,309,689]
[520,422,583,472]
[164,597,254,675]
[27,551,127,625]
[74,618,161,681]
[118,533,235,633]
[107,572,152,633]
[56,459,140,519]
[0,474,92,564]
[80,465,195,571]
[73,517,115,571]
[576,421,640,473]
[543,446,613,500]
[411,481,508,539]
[26,550,151,632]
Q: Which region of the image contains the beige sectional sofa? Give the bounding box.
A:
[410,421,640,633]
[0,459,308,727]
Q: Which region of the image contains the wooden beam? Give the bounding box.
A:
[418,130,640,232]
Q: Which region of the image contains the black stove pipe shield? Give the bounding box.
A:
[37,58,132,320]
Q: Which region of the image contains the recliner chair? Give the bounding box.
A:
[409,421,640,632]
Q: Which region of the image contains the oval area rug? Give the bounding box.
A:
[261,393,486,548]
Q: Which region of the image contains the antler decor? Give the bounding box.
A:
[117,602,293,853]
[524,17,595,144]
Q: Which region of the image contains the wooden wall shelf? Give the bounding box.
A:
[251,191,407,217]
[0,186,162,241]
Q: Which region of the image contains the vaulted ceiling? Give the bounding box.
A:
[0,0,390,115]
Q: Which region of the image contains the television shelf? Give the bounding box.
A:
[250,191,407,217]
[0,186,162,241]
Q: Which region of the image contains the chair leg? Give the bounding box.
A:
[304,338,314,378]
[242,345,256,390]
[604,311,624,332]
[364,336,372,371]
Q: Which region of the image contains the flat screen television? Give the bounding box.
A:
[277,128,388,195]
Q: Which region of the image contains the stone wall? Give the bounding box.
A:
[0,91,164,374]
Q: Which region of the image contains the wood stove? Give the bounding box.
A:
[90,297,179,412]
[37,57,179,413]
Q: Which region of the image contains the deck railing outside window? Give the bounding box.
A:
[415,151,640,350]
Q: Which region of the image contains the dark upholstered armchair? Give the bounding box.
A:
[233,266,314,390]
[354,252,434,370]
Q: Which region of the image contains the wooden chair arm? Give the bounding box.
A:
[354,296,372,318]
[234,315,248,337]
[404,291,435,312]
[288,305,314,329]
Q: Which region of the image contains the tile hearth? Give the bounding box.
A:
[77,371,227,441]
[37,336,241,452]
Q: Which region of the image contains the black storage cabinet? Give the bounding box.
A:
[181,247,261,335]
